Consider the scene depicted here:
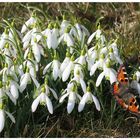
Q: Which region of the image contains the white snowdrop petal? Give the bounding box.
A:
[115,55,123,64]
[32,43,41,63]
[66,34,74,47]
[91,95,101,111]
[31,95,41,112]
[87,32,96,44]
[59,92,69,103]
[49,88,58,100]
[31,76,40,88]
[67,101,75,114]
[29,67,36,78]
[52,60,59,81]
[5,111,15,123]
[136,71,140,82]
[96,71,105,87]
[80,79,86,94]
[51,32,58,49]
[0,110,5,133]
[10,83,19,99]
[22,30,32,42]
[46,96,53,114]
[78,93,88,112]
[24,48,30,59]
[20,73,30,92]
[6,91,17,105]
[60,57,70,73]
[58,34,64,44]
[21,25,27,33]
[90,61,100,76]
[62,61,74,82]
[23,39,30,49]
[109,70,117,84]
[43,62,52,75]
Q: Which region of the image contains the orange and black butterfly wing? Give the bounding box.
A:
[112,65,140,116]
[117,65,129,86]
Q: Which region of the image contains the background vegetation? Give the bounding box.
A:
[0,2,140,137]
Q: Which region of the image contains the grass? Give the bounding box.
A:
[0,2,140,138]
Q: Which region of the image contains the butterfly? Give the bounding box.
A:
[112,64,140,116]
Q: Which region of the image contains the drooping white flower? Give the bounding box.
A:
[0,109,5,133]
[59,82,81,114]
[59,31,74,47]
[70,23,90,41]
[21,16,37,33]
[31,40,44,63]
[73,66,86,93]
[86,47,98,71]
[0,31,9,50]
[5,80,20,103]
[78,86,100,112]
[31,84,58,114]
[4,46,13,67]
[108,43,123,64]
[47,29,58,49]
[20,69,40,92]
[22,28,41,49]
[60,56,70,74]
[62,55,75,82]
[0,109,15,133]
[60,19,70,35]
[87,29,102,44]
[43,58,61,81]
[90,54,106,76]
[96,64,117,87]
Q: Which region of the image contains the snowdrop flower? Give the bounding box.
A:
[21,16,37,33]
[78,85,100,112]
[76,49,86,66]
[11,60,24,77]
[87,28,103,44]
[0,30,9,50]
[3,44,13,67]
[96,62,117,87]
[59,26,74,47]
[0,64,18,83]
[0,108,15,133]
[90,53,106,76]
[86,46,98,71]
[22,27,41,49]
[73,66,86,94]
[41,24,59,49]
[20,68,40,92]
[60,50,71,74]
[43,54,61,81]
[5,80,20,104]
[62,55,75,82]
[131,71,140,94]
[0,84,15,132]
[31,82,58,114]
[108,43,123,64]
[70,23,90,41]
[31,38,44,63]
[23,53,39,77]
[60,16,70,35]
[59,82,81,114]
[9,80,20,100]
[47,28,58,49]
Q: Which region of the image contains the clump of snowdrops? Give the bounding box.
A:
[0,14,140,133]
